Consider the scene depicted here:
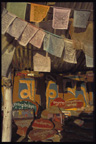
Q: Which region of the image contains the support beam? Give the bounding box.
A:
[2,77,12,142]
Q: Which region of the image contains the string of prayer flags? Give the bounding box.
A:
[33,51,51,72]
[2,12,16,35]
[52,7,71,29]
[43,31,64,58]
[29,29,45,48]
[7,2,27,20]
[63,39,77,64]
[30,3,50,22]
[85,54,93,67]
[2,47,16,77]
[73,10,91,28]
[17,23,39,46]
[7,17,27,39]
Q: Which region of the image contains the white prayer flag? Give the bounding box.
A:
[18,24,38,46]
[7,17,27,39]
[52,7,71,29]
[2,12,16,35]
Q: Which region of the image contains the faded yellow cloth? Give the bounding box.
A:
[30,3,50,22]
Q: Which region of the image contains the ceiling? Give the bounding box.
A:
[1,2,94,75]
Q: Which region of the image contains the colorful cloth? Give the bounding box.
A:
[30,3,50,22]
[7,17,27,39]
[52,7,71,29]
[18,24,39,46]
[63,39,77,64]
[33,51,51,72]
[2,12,16,35]
[7,2,27,20]
[85,54,93,67]
[2,47,15,77]
[73,10,90,28]
[30,29,45,48]
[43,31,64,58]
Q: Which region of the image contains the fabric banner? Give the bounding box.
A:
[52,7,71,29]
[73,10,90,28]
[30,3,50,22]
[2,47,15,77]
[7,17,27,39]
[2,12,16,35]
[18,24,39,46]
[63,39,77,64]
[33,51,51,72]
[2,8,8,17]
[85,54,93,67]
[7,2,27,20]
[84,41,93,58]
[43,31,64,57]
[30,29,45,48]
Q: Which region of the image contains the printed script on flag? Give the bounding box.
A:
[30,3,50,22]
[7,17,27,39]
[52,7,71,29]
[73,10,90,28]
[18,24,39,46]
[63,39,77,64]
[29,29,45,48]
[2,12,16,35]
[33,51,51,72]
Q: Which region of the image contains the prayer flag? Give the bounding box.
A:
[63,39,77,64]
[2,12,16,35]
[33,51,51,72]
[18,24,39,46]
[43,31,64,58]
[2,47,15,77]
[7,2,27,20]
[30,3,50,22]
[29,29,45,48]
[52,7,71,29]
[7,17,27,39]
[85,54,93,67]
[73,10,90,28]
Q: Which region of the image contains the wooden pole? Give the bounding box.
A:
[2,76,12,142]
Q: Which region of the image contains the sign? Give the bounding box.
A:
[50,97,65,107]
[28,129,57,141]
[46,81,58,108]
[12,109,34,119]
[13,101,39,115]
[32,118,54,129]
[64,98,84,110]
[18,78,35,101]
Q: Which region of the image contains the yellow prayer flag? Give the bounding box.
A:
[30,3,50,22]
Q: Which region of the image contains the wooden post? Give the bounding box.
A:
[2,76,12,142]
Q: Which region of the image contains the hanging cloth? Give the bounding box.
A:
[73,10,91,28]
[2,47,16,77]
[7,2,27,20]
[33,51,51,72]
[2,11,16,35]
[17,23,39,46]
[1,8,8,17]
[7,17,27,39]
[63,39,77,64]
[52,7,71,29]
[85,54,94,67]
[43,31,64,58]
[29,29,45,48]
[30,3,50,22]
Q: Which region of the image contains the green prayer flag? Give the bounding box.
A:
[7,2,27,20]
